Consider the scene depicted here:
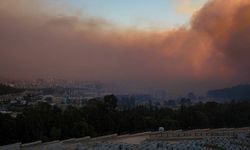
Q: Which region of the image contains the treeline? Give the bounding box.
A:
[1,95,250,145]
[0,84,24,95]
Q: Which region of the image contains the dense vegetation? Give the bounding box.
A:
[0,84,24,95]
[1,95,250,146]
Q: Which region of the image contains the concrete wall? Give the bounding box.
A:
[0,143,21,150]
[113,132,151,144]
[149,127,250,140]
[0,127,249,150]
[21,141,63,150]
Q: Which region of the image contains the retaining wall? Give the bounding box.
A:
[0,127,249,150]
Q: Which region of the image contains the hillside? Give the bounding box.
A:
[207,84,250,100]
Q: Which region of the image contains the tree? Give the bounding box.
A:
[104,95,118,111]
[50,127,61,140]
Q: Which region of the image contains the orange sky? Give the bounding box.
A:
[0,0,250,94]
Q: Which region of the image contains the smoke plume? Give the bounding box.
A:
[0,0,249,93]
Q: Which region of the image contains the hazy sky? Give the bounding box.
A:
[48,0,207,29]
[0,0,250,94]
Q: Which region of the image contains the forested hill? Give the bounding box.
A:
[0,84,24,95]
[207,84,250,100]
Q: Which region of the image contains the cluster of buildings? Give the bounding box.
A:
[0,79,112,114]
[0,78,211,113]
[116,92,202,109]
